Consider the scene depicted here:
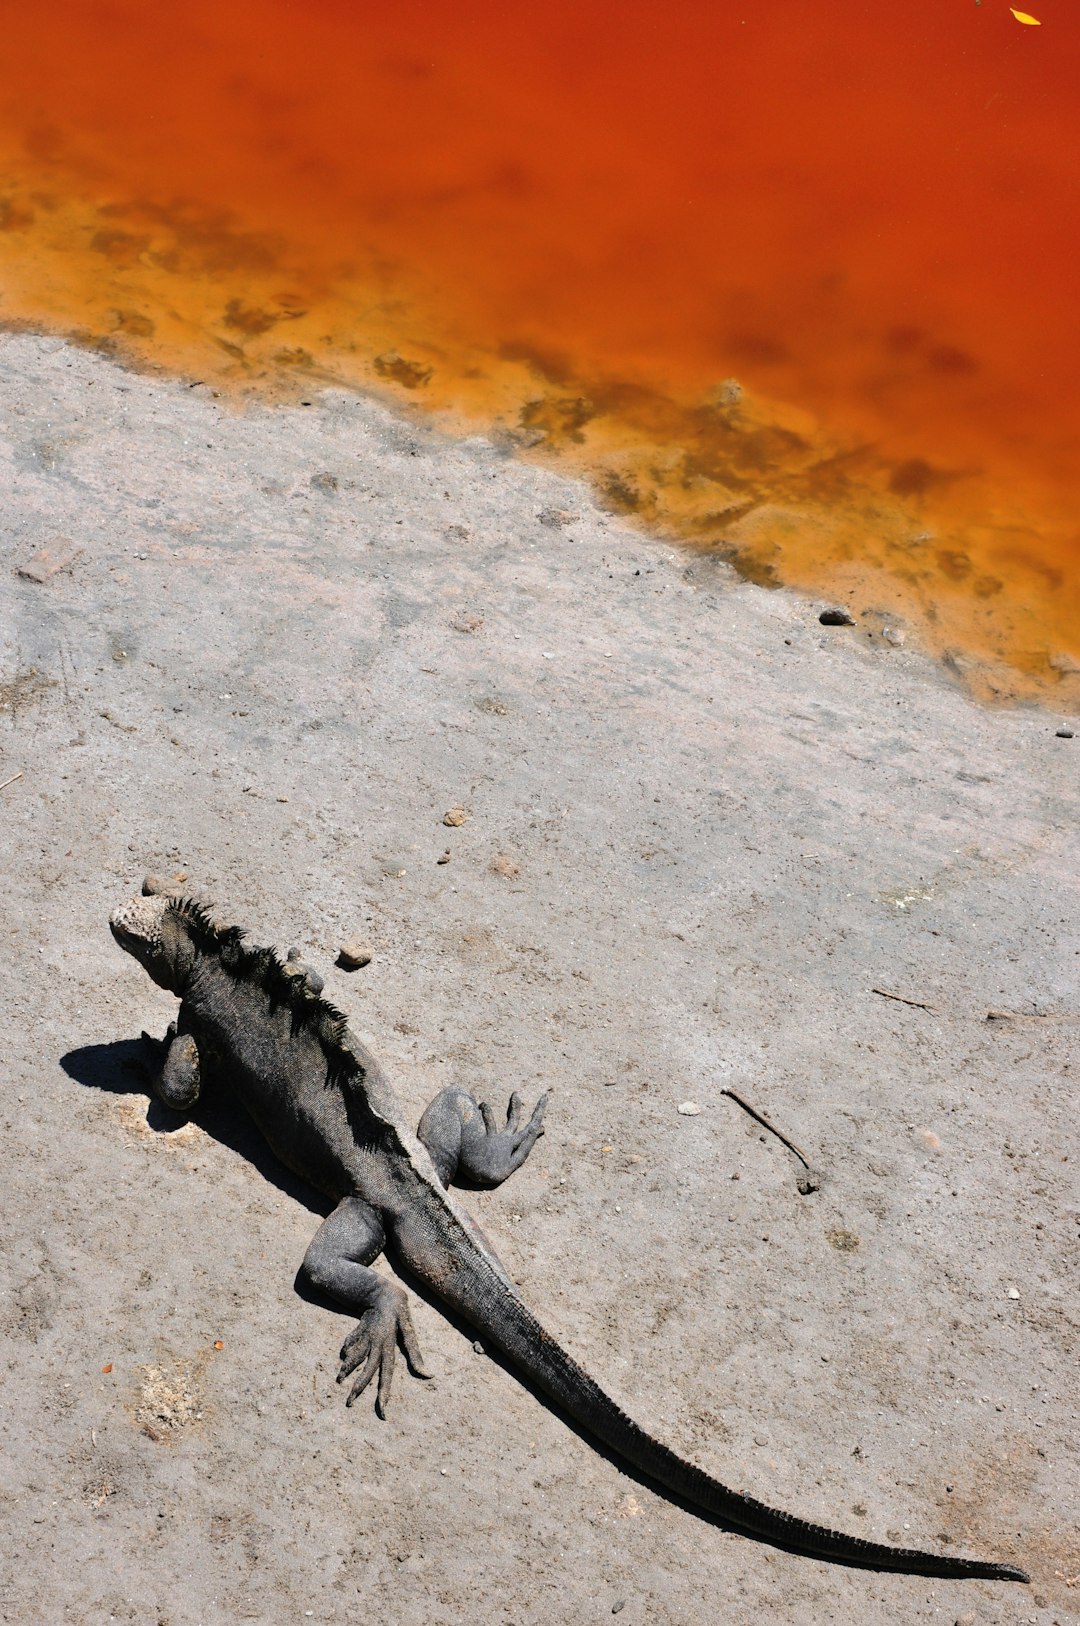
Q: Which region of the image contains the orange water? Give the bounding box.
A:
[1,1,1078,700]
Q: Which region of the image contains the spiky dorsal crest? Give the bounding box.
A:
[167,896,241,953]
[165,895,358,1087]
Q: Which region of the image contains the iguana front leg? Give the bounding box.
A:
[417,1086,548,1187]
[140,1021,201,1111]
[303,1197,430,1416]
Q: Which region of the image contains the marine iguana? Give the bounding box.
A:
[109,889,1028,1583]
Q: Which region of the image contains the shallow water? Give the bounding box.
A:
[1,0,1077,700]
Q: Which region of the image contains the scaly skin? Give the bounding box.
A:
[109,890,1030,1583]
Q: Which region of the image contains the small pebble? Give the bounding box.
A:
[819,607,856,626]
[677,1101,701,1116]
[1007,1286,1020,1300]
[443,806,468,827]
[1056,728,1074,739]
[337,941,372,970]
[473,1341,484,1355]
[612,1603,626,1617]
[436,849,451,865]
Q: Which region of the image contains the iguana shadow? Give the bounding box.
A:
[60,1038,324,1215]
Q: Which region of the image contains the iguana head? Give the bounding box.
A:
[110,894,198,993]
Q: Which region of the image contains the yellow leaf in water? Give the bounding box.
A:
[1009,8,1041,22]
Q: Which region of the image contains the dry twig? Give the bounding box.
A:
[721,1087,811,1170]
[986,1008,1080,1024]
[871,986,937,1012]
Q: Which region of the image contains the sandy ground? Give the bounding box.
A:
[0,330,1076,1626]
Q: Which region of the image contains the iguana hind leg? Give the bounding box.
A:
[417,1085,548,1187]
[303,1197,430,1417]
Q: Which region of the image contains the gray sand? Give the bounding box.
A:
[1,331,1075,1624]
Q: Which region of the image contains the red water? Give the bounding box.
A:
[1,1,1077,697]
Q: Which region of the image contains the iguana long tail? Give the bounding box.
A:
[491,1291,1025,1578]
[414,1229,1028,1581]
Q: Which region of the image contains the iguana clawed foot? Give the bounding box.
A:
[417,1085,549,1187]
[472,1090,549,1182]
[140,1023,201,1110]
[338,1282,429,1417]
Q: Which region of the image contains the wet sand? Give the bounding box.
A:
[0,331,1075,1624]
